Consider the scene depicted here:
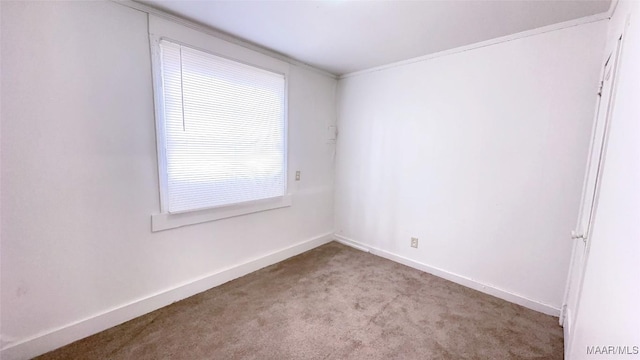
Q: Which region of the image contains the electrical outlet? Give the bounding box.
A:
[411,237,419,248]
[295,171,301,181]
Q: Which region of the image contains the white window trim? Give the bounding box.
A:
[152,194,292,232]
[148,15,291,231]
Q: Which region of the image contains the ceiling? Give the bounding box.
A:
[141,0,611,76]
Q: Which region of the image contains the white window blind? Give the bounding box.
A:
[159,40,286,213]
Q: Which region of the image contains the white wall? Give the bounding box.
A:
[0,1,336,358]
[568,1,640,358]
[335,21,606,313]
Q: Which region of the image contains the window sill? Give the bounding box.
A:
[151,194,292,232]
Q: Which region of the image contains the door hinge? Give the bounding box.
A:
[571,230,587,244]
[597,81,604,96]
[571,230,587,243]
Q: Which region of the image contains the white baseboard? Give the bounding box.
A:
[1,232,333,360]
[334,234,561,317]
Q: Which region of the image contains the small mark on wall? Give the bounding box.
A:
[16,286,28,297]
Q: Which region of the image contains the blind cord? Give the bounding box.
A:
[179,46,186,132]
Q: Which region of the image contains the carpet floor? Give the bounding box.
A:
[37,241,563,359]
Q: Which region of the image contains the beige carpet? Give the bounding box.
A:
[37,242,563,359]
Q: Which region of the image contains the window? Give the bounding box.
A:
[149,16,291,230]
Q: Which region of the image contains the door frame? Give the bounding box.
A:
[560,29,627,355]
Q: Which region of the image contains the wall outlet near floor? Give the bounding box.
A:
[411,237,419,248]
[295,171,301,181]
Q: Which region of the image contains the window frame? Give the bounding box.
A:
[148,15,291,231]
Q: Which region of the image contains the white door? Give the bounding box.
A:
[561,34,623,352]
